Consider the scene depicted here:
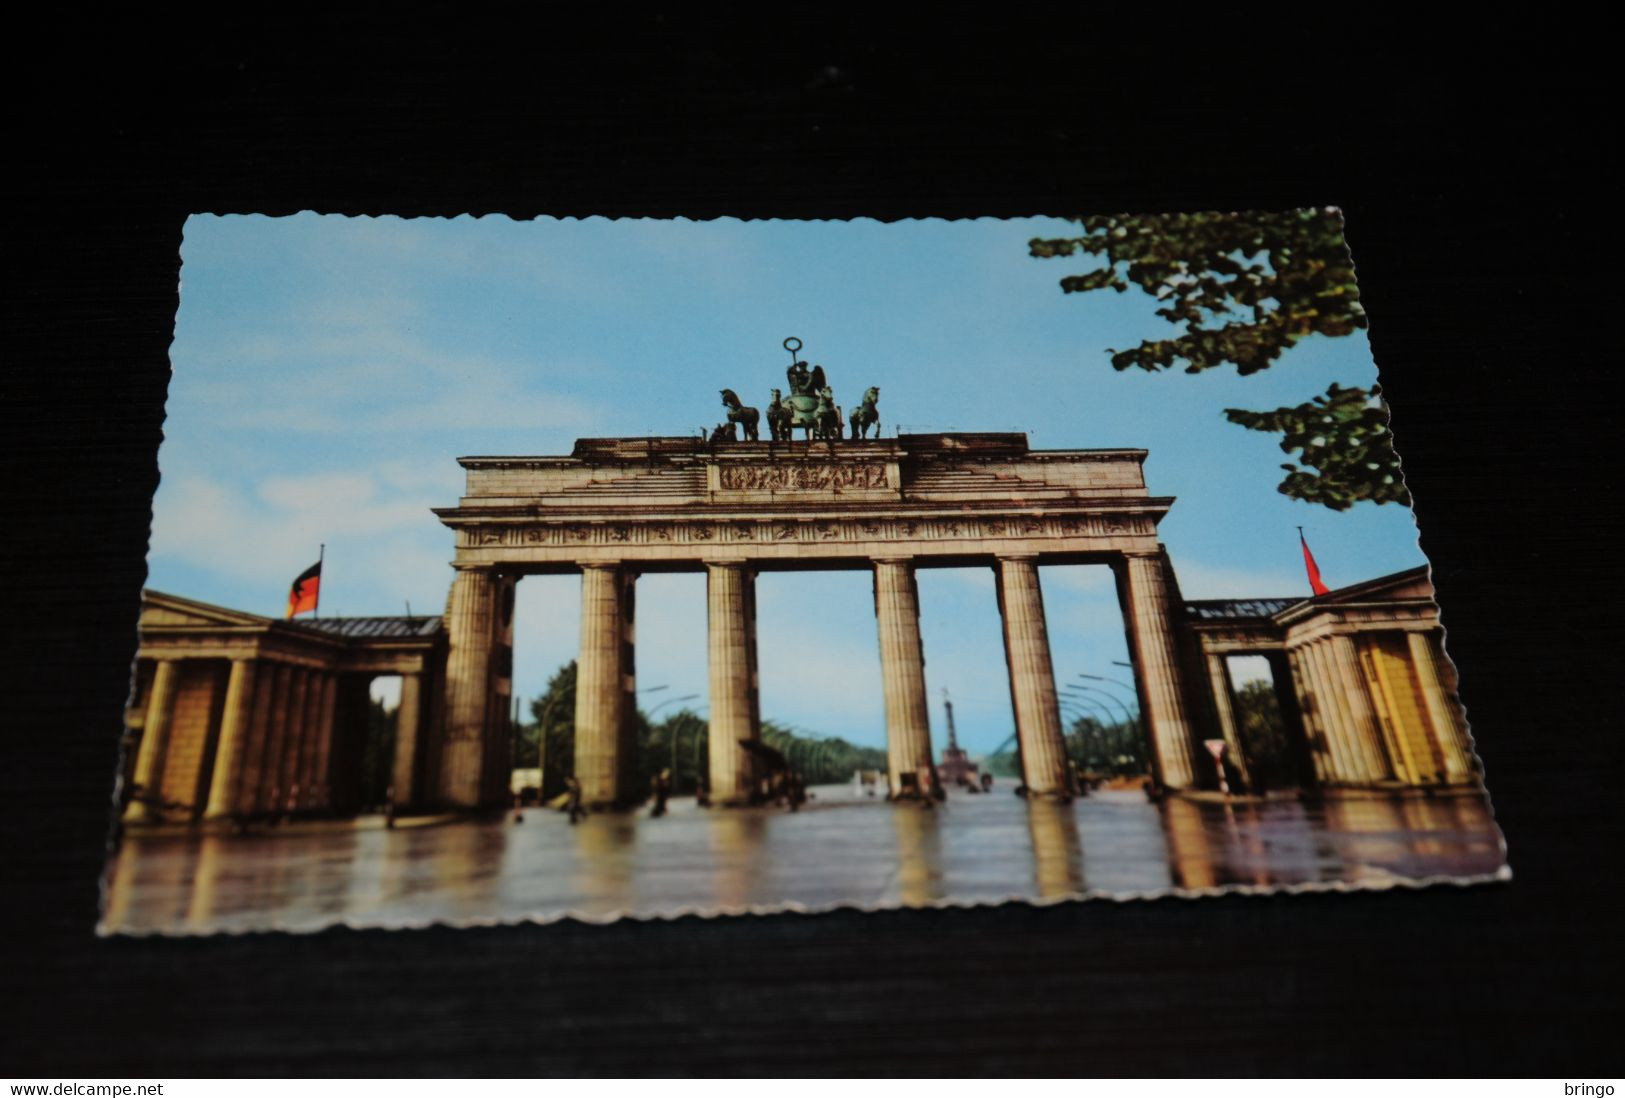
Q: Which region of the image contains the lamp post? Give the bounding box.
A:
[646,693,700,783]
[1066,676,1143,776]
[1060,696,1115,768]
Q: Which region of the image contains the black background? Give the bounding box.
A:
[6,17,1620,1077]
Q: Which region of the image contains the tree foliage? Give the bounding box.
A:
[1231,678,1296,792]
[1031,208,1406,509]
[517,661,890,799]
[761,720,888,785]
[1065,715,1148,778]
[360,695,397,809]
[1224,382,1408,510]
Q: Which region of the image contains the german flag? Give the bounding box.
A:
[1298,528,1330,597]
[286,559,322,618]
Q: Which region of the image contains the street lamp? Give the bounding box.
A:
[1065,682,1137,730]
[1078,671,1139,697]
[646,693,701,780]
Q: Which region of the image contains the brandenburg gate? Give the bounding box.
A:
[119,361,1479,825]
[431,432,1199,808]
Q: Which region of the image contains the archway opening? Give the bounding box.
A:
[361,675,402,812]
[1040,563,1146,787]
[513,573,581,803]
[914,567,1016,789]
[627,572,708,796]
[755,569,887,791]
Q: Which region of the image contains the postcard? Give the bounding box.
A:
[100,211,1508,935]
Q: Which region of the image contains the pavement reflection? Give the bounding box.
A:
[101,786,1508,934]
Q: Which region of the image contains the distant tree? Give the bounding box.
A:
[528,661,576,800]
[360,696,397,809]
[1231,678,1296,790]
[1030,209,1407,511]
[982,749,1022,778]
[650,709,709,793]
[521,661,893,797]
[1065,715,1148,778]
[761,720,888,785]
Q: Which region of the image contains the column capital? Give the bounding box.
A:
[701,558,749,571]
[579,560,622,573]
[451,562,498,574]
[871,556,916,567]
[995,552,1039,564]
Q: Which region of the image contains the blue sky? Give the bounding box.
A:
[150,214,1427,753]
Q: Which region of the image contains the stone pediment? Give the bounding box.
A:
[140,590,273,630]
[1312,566,1433,606]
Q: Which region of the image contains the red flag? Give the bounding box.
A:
[1299,529,1330,596]
[286,559,322,618]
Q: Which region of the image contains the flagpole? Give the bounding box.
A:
[315,543,324,619]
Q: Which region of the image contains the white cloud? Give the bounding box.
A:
[149,469,451,605]
[1167,559,1303,600]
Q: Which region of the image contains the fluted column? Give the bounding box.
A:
[295,670,328,810]
[391,672,424,808]
[203,659,257,820]
[1285,649,1332,783]
[124,659,179,823]
[995,556,1069,798]
[440,567,499,808]
[874,559,934,797]
[278,667,311,813]
[1303,642,1356,783]
[1408,631,1473,783]
[575,563,628,806]
[307,672,338,810]
[235,664,276,815]
[1120,552,1197,789]
[1330,634,1391,781]
[708,562,758,804]
[1204,654,1253,791]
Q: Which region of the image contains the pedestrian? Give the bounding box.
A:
[565,775,586,825]
[695,777,710,808]
[651,768,671,817]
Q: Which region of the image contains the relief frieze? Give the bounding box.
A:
[717,463,889,492]
[465,511,1153,550]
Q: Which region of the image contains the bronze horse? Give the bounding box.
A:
[720,389,760,442]
[849,386,880,439]
[766,387,791,442]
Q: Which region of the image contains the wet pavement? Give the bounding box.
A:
[100,786,1509,935]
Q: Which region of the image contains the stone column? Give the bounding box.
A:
[307,672,338,810]
[1303,642,1356,783]
[1119,552,1197,789]
[235,665,275,815]
[203,659,257,820]
[440,566,499,808]
[1204,653,1253,791]
[1330,634,1392,781]
[279,667,311,813]
[123,659,179,823]
[295,670,328,810]
[1285,649,1332,783]
[250,664,289,812]
[575,563,628,806]
[874,559,934,797]
[391,671,424,808]
[1408,631,1474,783]
[708,561,759,805]
[995,556,1070,798]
